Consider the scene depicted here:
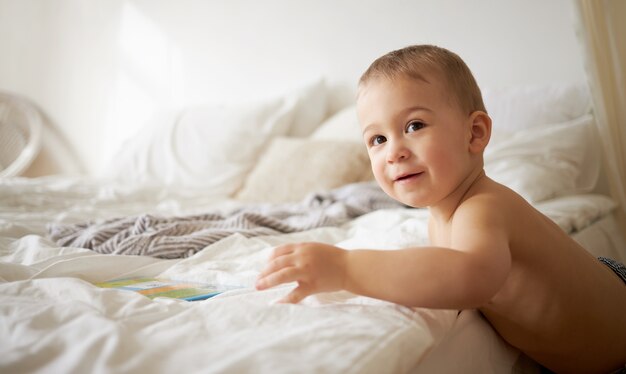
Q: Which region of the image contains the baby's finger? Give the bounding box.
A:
[277,284,311,304]
[257,253,295,279]
[256,266,300,290]
[268,244,295,260]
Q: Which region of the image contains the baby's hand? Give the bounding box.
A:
[255,242,347,304]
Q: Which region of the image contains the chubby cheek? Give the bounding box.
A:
[370,157,395,196]
[425,144,465,186]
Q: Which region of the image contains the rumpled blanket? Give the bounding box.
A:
[48,182,406,258]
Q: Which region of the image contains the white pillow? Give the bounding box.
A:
[483,82,591,133]
[103,82,328,196]
[236,137,373,203]
[485,114,599,203]
[310,105,362,143]
[284,78,329,137]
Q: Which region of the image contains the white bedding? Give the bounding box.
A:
[0,177,619,373]
[0,177,454,373]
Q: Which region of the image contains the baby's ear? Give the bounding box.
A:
[468,111,491,153]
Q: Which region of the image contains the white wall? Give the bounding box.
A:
[0,0,586,176]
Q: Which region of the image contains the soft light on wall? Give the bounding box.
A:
[0,0,588,176]
[104,2,183,165]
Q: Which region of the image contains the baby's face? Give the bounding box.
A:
[356,75,474,208]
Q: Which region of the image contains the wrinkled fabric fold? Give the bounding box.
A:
[48,182,406,258]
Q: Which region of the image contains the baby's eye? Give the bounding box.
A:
[406,121,425,133]
[370,135,387,146]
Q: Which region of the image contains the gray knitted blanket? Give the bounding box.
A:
[48,182,405,259]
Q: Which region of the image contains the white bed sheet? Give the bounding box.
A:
[0,177,455,373]
[412,310,527,374]
[0,177,619,373]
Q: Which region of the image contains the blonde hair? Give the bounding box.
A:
[359,45,486,114]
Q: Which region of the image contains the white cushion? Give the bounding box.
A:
[483,82,591,133]
[310,105,362,143]
[284,78,329,137]
[103,81,328,196]
[485,114,598,203]
[236,137,373,203]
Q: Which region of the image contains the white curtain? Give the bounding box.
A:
[575,0,626,233]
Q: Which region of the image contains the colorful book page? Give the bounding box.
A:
[96,277,241,301]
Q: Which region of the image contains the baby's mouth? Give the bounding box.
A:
[394,172,422,182]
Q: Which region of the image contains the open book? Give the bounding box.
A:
[96,277,242,301]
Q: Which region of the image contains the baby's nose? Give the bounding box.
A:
[386,141,410,163]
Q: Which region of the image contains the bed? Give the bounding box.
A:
[1,81,625,373]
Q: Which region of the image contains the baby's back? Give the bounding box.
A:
[479,184,626,373]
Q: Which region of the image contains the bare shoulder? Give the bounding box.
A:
[453,175,530,230]
[468,175,530,206]
[446,176,514,279]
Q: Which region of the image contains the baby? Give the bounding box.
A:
[256,45,626,373]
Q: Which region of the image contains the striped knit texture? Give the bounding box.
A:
[48,182,406,259]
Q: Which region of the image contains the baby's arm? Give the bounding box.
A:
[342,245,509,308]
[256,197,512,308]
